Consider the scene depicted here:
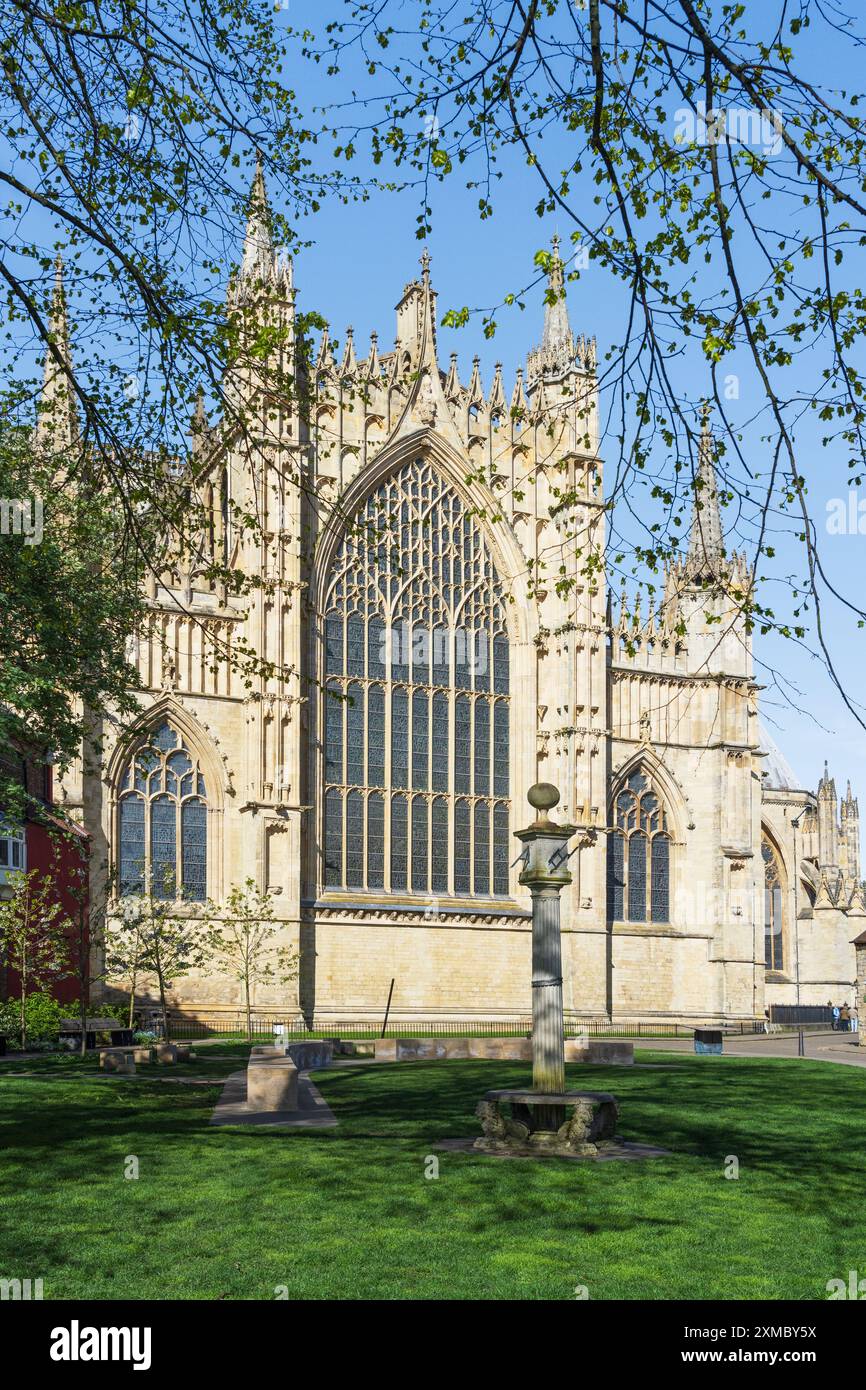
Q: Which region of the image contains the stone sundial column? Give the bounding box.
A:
[515,783,576,1107]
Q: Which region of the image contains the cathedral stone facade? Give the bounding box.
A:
[58,169,865,1024]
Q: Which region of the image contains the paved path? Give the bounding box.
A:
[209,1070,338,1129]
[639,1031,866,1068]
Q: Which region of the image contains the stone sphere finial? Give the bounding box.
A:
[527,782,560,819]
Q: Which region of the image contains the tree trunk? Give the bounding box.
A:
[80,910,90,1058]
[127,963,137,1030]
[245,974,252,1044]
[158,974,170,1042]
[79,990,88,1058]
[20,933,27,1052]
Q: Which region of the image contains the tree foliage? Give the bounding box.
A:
[298,0,866,719]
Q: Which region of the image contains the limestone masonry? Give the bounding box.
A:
[52,165,864,1024]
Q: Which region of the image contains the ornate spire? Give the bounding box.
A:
[316,324,335,374]
[341,325,357,376]
[488,362,506,417]
[686,405,724,575]
[36,254,78,452]
[542,235,571,348]
[510,367,528,420]
[444,352,461,400]
[232,155,292,301]
[241,153,273,280]
[467,355,484,407]
[365,331,381,380]
[526,234,579,389]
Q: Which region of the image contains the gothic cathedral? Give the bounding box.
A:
[60,167,865,1024]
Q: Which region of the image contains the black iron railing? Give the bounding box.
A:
[769,1005,834,1027]
[165,1015,769,1041]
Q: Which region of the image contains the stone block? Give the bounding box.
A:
[396,1038,468,1060]
[564,1039,634,1065]
[334,1039,376,1057]
[175,1044,191,1062]
[374,1038,397,1062]
[100,1047,151,1067]
[467,1037,532,1061]
[287,1041,333,1070]
[587,1040,634,1066]
[155,1043,178,1064]
[246,1056,299,1111]
[102,1051,135,1075]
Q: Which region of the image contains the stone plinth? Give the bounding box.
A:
[155,1043,177,1064]
[564,1039,635,1066]
[246,1055,299,1112]
[287,1041,334,1070]
[475,1088,619,1158]
[374,1035,533,1062]
[100,1047,152,1067]
[102,1051,136,1075]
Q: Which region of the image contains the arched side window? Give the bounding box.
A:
[322,456,510,898]
[607,769,671,923]
[117,722,207,901]
[763,838,785,972]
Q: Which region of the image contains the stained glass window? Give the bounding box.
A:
[322,457,511,898]
[119,794,145,895]
[607,831,625,921]
[117,722,208,900]
[367,794,385,889]
[607,769,670,922]
[763,838,784,971]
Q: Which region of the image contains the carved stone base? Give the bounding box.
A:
[474,1088,619,1158]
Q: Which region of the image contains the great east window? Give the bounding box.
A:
[322,457,510,898]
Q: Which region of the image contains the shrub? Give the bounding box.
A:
[0,993,68,1048]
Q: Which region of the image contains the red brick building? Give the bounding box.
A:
[0,744,89,1004]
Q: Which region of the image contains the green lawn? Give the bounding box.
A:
[0,1050,862,1300]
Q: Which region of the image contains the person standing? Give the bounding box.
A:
[841,1003,851,1032]
[852,1004,859,1035]
[831,1002,840,1031]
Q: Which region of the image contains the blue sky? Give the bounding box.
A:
[5,1,863,809]
[273,20,866,808]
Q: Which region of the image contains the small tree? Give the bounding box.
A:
[63,845,118,1056]
[203,879,298,1043]
[111,875,213,1042]
[0,870,70,1049]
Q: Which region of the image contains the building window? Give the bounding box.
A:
[0,824,26,884]
[322,456,510,897]
[607,770,671,922]
[763,838,784,972]
[117,722,208,900]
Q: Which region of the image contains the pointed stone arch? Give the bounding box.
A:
[313,429,534,647]
[106,695,229,808]
[105,695,229,901]
[609,747,691,844]
[760,824,789,974]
